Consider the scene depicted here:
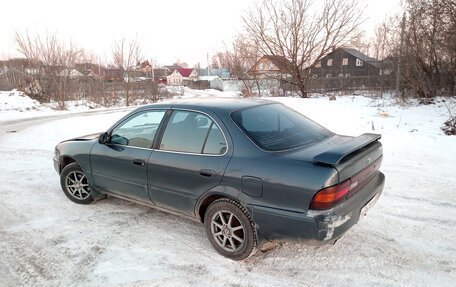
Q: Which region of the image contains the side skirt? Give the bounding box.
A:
[101,191,200,223]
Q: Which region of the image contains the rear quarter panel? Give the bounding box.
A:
[222,156,339,213]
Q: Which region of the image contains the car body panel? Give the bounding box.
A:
[90,144,152,201]
[147,150,232,215]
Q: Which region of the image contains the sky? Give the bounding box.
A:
[0,0,402,67]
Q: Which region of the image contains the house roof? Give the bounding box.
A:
[263,55,293,71]
[248,55,293,74]
[175,68,194,77]
[163,65,182,73]
[340,47,380,68]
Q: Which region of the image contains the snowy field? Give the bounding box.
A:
[0,90,455,286]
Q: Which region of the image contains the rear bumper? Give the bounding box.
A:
[249,171,385,244]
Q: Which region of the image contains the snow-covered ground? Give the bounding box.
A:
[0,90,455,286]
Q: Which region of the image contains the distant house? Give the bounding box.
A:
[103,68,124,82]
[197,68,231,79]
[75,63,103,78]
[0,58,41,75]
[151,69,169,82]
[380,56,397,76]
[166,68,197,86]
[0,68,33,89]
[248,55,293,78]
[59,68,84,78]
[136,60,152,74]
[123,70,150,82]
[162,65,182,74]
[310,47,380,78]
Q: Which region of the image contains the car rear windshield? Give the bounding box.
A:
[231,103,333,151]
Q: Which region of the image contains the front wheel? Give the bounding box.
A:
[204,198,257,260]
[60,162,94,204]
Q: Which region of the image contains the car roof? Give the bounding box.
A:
[137,97,276,114]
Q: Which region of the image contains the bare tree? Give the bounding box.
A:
[401,0,456,98]
[212,36,260,78]
[242,0,364,97]
[112,37,143,106]
[213,35,264,96]
[15,30,84,107]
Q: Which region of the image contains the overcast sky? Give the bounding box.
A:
[0,0,402,66]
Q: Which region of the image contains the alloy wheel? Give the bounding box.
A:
[210,210,245,252]
[65,171,90,200]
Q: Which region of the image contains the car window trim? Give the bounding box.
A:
[200,121,214,154]
[152,109,173,149]
[155,108,229,157]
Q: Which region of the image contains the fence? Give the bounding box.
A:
[305,75,396,93]
[0,72,172,105]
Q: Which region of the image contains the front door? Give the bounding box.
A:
[147,110,232,215]
[90,109,166,201]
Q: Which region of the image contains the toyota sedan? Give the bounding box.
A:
[54,98,385,260]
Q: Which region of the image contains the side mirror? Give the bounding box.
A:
[98,132,109,144]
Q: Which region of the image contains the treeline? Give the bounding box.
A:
[0,33,174,108]
[212,0,455,99]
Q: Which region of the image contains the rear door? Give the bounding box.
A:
[90,109,166,201]
[147,109,232,215]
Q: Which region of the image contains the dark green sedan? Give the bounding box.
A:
[54,98,385,260]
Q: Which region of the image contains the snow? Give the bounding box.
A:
[168,86,242,99]
[198,76,220,81]
[0,90,45,112]
[0,91,455,286]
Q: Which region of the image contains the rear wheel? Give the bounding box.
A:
[60,162,94,204]
[204,198,256,260]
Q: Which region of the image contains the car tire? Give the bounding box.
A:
[60,162,94,204]
[204,198,257,260]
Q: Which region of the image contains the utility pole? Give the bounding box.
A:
[396,13,406,95]
[151,58,155,81]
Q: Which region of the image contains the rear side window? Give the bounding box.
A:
[160,110,227,155]
[203,124,227,155]
[231,104,333,151]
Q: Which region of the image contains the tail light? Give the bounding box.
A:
[309,179,352,210]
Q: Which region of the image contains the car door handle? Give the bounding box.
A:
[199,169,215,177]
[132,159,146,166]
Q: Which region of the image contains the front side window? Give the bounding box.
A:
[327,59,333,66]
[110,110,165,148]
[231,104,333,151]
[342,58,349,65]
[160,110,227,155]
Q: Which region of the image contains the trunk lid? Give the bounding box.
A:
[281,133,383,183]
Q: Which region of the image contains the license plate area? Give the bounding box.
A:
[359,193,379,220]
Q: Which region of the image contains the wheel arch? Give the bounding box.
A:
[196,193,242,223]
[59,156,77,173]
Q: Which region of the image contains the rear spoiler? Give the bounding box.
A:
[313,133,381,166]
